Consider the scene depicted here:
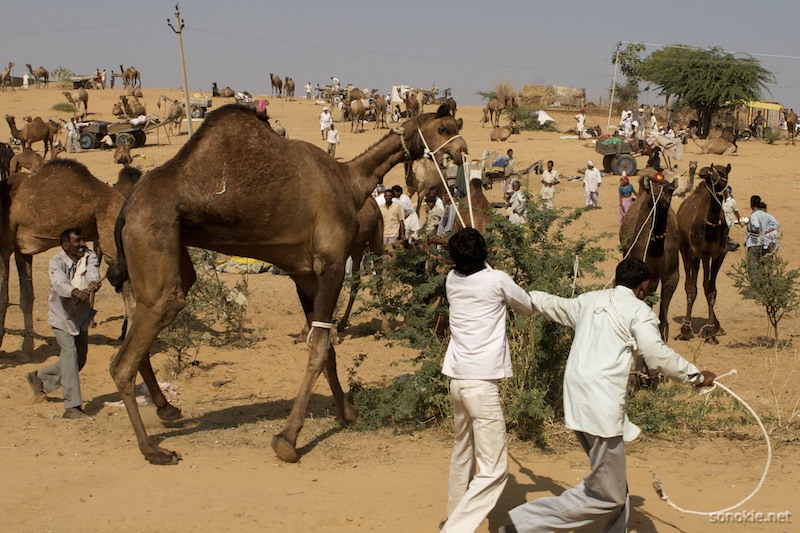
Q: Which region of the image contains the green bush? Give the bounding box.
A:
[350,204,607,444]
[50,66,75,83]
[159,249,262,374]
[509,106,559,132]
[727,254,800,342]
[52,103,75,113]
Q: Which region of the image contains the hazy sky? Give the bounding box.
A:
[2,1,799,107]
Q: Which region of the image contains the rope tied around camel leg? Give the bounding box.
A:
[306,320,337,346]
[652,369,772,517]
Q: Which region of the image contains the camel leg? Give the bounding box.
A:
[700,254,726,343]
[0,245,10,353]
[138,355,182,421]
[110,236,193,465]
[14,252,35,358]
[272,267,352,463]
[677,248,699,340]
[118,280,135,341]
[659,267,680,342]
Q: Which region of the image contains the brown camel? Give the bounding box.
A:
[338,198,384,332]
[675,163,731,344]
[285,77,295,99]
[114,137,133,167]
[484,97,504,127]
[25,64,49,88]
[5,115,55,157]
[444,97,457,118]
[106,104,467,465]
[126,86,143,98]
[0,159,134,359]
[783,108,797,145]
[455,178,493,234]
[217,86,235,98]
[119,65,141,89]
[0,141,14,179]
[157,95,185,137]
[269,73,282,97]
[1,62,14,91]
[112,166,143,198]
[118,95,145,118]
[689,131,737,156]
[346,87,367,103]
[403,91,421,118]
[407,158,447,212]
[350,99,366,133]
[62,90,89,118]
[373,97,388,129]
[490,125,513,142]
[9,142,65,173]
[620,173,680,340]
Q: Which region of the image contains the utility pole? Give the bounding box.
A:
[168,3,193,136]
[607,41,622,132]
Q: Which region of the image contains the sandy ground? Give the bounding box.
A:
[0,87,798,532]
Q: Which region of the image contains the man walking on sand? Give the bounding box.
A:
[500,258,715,533]
[583,160,602,209]
[25,228,102,419]
[326,123,339,158]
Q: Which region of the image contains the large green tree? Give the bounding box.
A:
[611,42,646,108]
[638,45,775,136]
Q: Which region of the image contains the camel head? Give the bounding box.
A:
[25,63,33,72]
[402,104,467,167]
[639,172,678,210]
[698,163,731,193]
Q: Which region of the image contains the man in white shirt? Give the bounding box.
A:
[304,82,312,100]
[539,160,560,209]
[745,195,779,280]
[503,258,715,533]
[319,107,332,140]
[722,186,741,251]
[583,160,602,209]
[441,229,534,533]
[326,124,339,158]
[507,181,527,224]
[421,195,444,236]
[391,185,414,215]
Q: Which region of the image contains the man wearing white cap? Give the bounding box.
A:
[583,161,602,209]
[320,107,333,140]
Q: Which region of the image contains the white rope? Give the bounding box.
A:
[306,320,335,345]
[652,369,772,517]
[415,127,468,229]
[463,153,475,228]
[622,181,663,261]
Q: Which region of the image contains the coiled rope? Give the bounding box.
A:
[652,369,772,516]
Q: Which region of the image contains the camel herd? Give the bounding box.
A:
[0,75,785,469]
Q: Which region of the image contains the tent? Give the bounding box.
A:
[744,101,783,130]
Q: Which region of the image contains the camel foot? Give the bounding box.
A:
[156,404,183,422]
[675,326,693,341]
[271,435,300,463]
[145,446,182,466]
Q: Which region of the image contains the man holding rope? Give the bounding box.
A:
[501,257,715,533]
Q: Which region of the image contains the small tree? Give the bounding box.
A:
[728,254,800,343]
[50,66,75,83]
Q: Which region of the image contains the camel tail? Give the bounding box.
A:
[107,208,129,293]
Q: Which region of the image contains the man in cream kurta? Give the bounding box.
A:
[504,258,715,533]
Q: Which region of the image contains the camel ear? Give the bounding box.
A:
[639,175,648,189]
[456,118,463,131]
[726,163,731,174]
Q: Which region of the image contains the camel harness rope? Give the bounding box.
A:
[414,126,469,230]
[652,368,772,517]
[622,180,664,262]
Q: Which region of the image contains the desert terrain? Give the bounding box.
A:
[0,86,797,533]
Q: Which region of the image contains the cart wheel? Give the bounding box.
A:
[333,95,342,104]
[116,132,135,148]
[614,154,637,176]
[602,154,615,173]
[133,130,146,147]
[79,133,97,150]
[191,106,206,119]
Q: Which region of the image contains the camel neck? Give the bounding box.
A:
[346,129,413,200]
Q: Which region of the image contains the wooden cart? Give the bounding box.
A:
[594,138,639,175]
